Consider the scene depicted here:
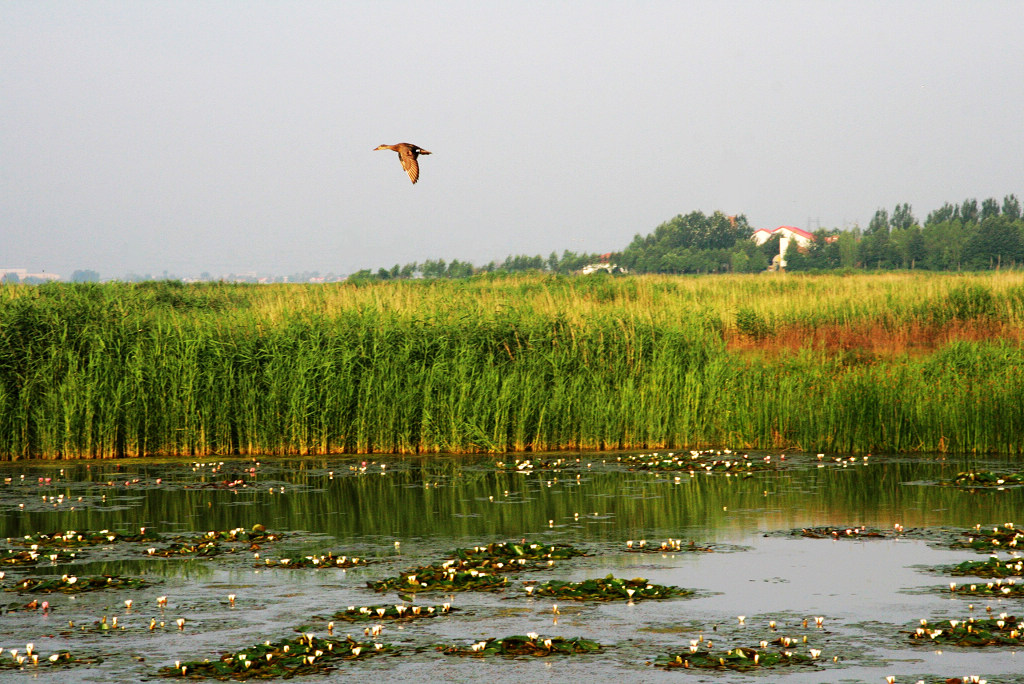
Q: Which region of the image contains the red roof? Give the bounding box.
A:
[777,225,814,240]
[754,226,815,240]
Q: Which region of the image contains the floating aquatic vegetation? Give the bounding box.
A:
[5,574,150,594]
[259,552,369,569]
[146,541,225,558]
[144,526,286,558]
[158,634,387,679]
[1,548,79,566]
[453,540,586,561]
[943,470,1024,488]
[368,564,510,593]
[438,634,602,657]
[527,574,690,601]
[792,526,895,539]
[331,603,456,622]
[951,523,1023,552]
[452,541,587,566]
[946,579,1024,598]
[908,615,1024,647]
[0,649,102,670]
[494,457,582,472]
[660,643,818,671]
[944,556,1024,578]
[185,525,285,545]
[623,538,713,553]
[619,450,772,474]
[2,598,52,614]
[8,528,161,548]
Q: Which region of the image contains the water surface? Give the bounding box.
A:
[1,452,1023,683]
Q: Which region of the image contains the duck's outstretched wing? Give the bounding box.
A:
[398,148,421,184]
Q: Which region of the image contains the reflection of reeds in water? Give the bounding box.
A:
[3,274,1024,459]
[8,456,1017,546]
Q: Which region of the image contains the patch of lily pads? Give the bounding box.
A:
[0,648,102,670]
[8,528,161,548]
[946,579,1024,598]
[158,634,388,679]
[259,552,369,569]
[368,563,510,593]
[942,470,1024,488]
[452,540,586,563]
[144,526,287,558]
[494,457,583,472]
[789,526,898,540]
[331,602,457,622]
[619,450,774,474]
[908,615,1024,647]
[660,642,820,671]
[438,634,602,657]
[623,538,714,553]
[1,548,79,566]
[942,556,1024,578]
[525,574,690,601]
[5,574,150,594]
[950,523,1023,552]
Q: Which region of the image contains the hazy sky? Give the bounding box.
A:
[3,2,1023,278]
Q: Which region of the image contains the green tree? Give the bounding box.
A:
[981,197,1001,221]
[926,203,958,225]
[1003,194,1021,220]
[70,269,100,283]
[961,198,979,224]
[891,203,916,231]
[965,215,1024,269]
[921,220,973,270]
[782,240,808,270]
[867,208,890,235]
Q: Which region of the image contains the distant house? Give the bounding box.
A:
[0,268,61,283]
[751,226,814,248]
[751,226,815,270]
[580,253,627,275]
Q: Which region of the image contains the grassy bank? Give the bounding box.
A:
[2,273,1024,459]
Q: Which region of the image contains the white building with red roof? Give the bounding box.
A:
[751,226,815,269]
[751,225,815,248]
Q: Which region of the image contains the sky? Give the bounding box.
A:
[2,1,1023,278]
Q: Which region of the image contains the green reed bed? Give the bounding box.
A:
[3,274,1024,459]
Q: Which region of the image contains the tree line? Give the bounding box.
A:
[351,195,1022,279]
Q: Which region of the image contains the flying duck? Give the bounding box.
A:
[374,143,431,184]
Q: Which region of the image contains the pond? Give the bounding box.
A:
[1,451,1023,683]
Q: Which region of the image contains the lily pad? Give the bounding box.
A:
[158,634,388,679]
[1,548,80,566]
[793,526,894,539]
[527,574,690,601]
[620,450,773,474]
[950,523,1023,552]
[452,541,587,562]
[9,528,161,547]
[438,634,602,657]
[661,644,818,671]
[623,539,713,553]
[5,574,150,594]
[368,564,510,593]
[259,552,370,569]
[942,556,1024,578]
[331,603,456,622]
[908,615,1024,647]
[946,579,1024,598]
[942,470,1024,488]
[0,650,102,670]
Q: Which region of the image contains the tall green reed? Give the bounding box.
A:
[2,274,1024,459]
